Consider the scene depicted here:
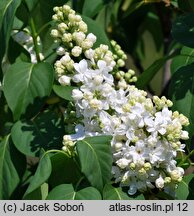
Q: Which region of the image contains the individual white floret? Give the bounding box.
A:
[155,175,165,189]
[58,75,71,86]
[72,89,84,100]
[86,33,97,44]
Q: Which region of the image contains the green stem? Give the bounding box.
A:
[41,149,68,159]
[29,17,41,62]
[179,150,194,166]
[37,21,53,36]
[75,176,85,191]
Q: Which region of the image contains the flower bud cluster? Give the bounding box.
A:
[52,5,189,196]
[51,5,131,87]
[111,40,137,86]
[51,6,96,55]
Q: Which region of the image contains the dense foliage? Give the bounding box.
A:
[0,0,194,200]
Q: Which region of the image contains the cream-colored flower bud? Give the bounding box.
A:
[153,95,159,103]
[164,177,171,184]
[62,33,72,42]
[52,14,58,21]
[170,167,184,182]
[129,163,136,170]
[155,176,164,189]
[58,75,71,86]
[72,89,83,100]
[104,55,113,64]
[50,29,59,38]
[128,69,135,75]
[73,32,86,44]
[86,33,97,43]
[180,130,189,140]
[130,77,137,82]
[71,46,82,57]
[117,59,125,67]
[115,142,123,151]
[60,54,71,65]
[74,15,82,22]
[117,50,125,57]
[58,23,68,32]
[122,104,131,112]
[62,146,68,152]
[53,6,60,12]
[138,168,146,175]
[115,44,121,50]
[82,39,93,49]
[66,60,74,71]
[167,99,173,107]
[124,73,131,80]
[116,158,129,169]
[93,75,103,85]
[55,68,64,76]
[63,135,71,143]
[85,49,94,59]
[79,21,87,32]
[144,162,152,171]
[57,11,64,19]
[118,79,128,89]
[62,5,71,12]
[111,40,117,46]
[100,44,109,52]
[68,13,76,22]
[131,136,139,143]
[179,114,189,126]
[56,46,66,55]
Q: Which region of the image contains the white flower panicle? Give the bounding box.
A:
[52,5,189,196]
[51,5,136,86]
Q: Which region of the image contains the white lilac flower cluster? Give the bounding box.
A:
[50,5,136,87]
[51,5,189,196]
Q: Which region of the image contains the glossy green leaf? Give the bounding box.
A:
[53,85,77,101]
[168,63,194,144]
[82,16,111,48]
[25,0,39,11]
[0,0,21,66]
[82,0,104,17]
[172,13,194,48]
[171,46,194,75]
[103,184,145,200]
[3,61,54,120]
[47,184,102,200]
[103,184,131,200]
[95,4,112,30]
[175,174,194,200]
[136,51,177,89]
[49,152,82,188]
[76,136,112,191]
[11,111,64,157]
[0,135,26,199]
[122,1,144,19]
[23,152,52,199]
[22,183,48,200]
